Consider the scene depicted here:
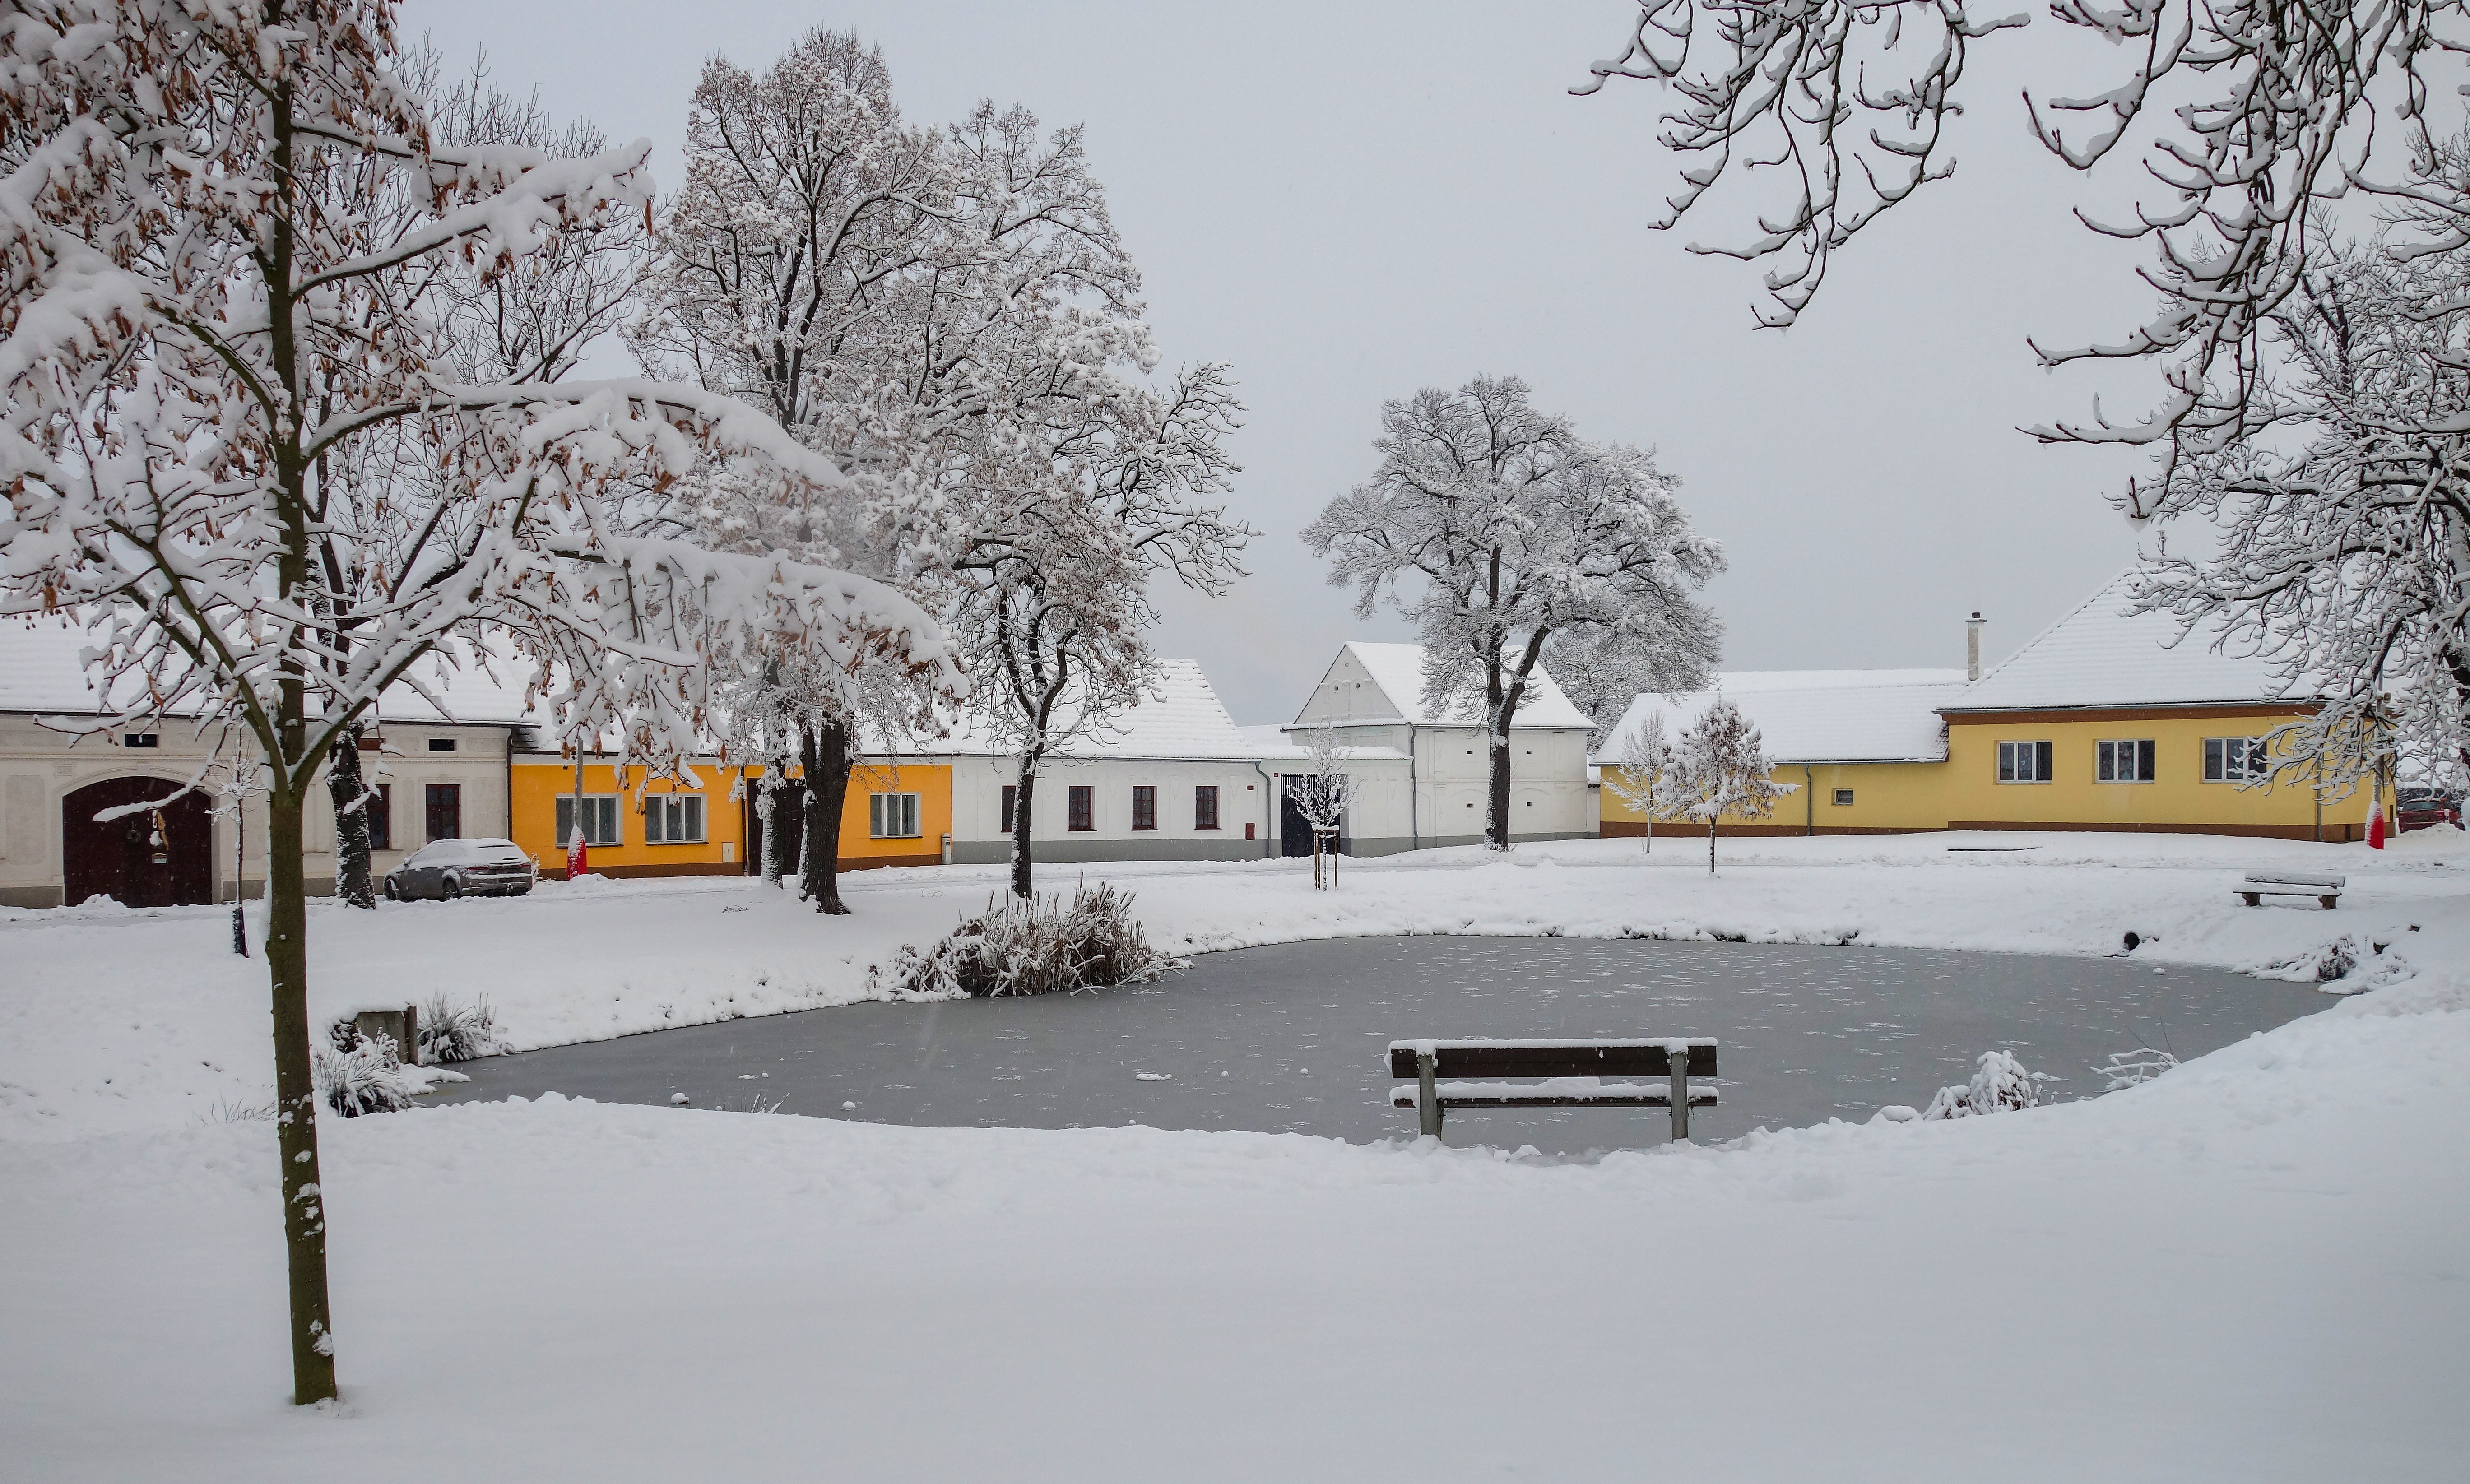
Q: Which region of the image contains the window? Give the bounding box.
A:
[1997,741,2053,783]
[424,783,461,841]
[2205,737,2270,783]
[644,794,706,844]
[554,794,621,848]
[365,784,393,852]
[1195,785,1220,830]
[123,733,158,749]
[1000,784,1017,832]
[869,792,921,839]
[1068,786,1094,831]
[1131,786,1156,831]
[427,737,456,753]
[1832,788,1854,807]
[2097,739,2157,783]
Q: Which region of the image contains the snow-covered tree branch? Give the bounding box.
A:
[1669,699,1792,873]
[0,0,953,1403]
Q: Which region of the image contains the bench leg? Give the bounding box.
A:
[1417,1050,1443,1140]
[2321,896,2337,910]
[2240,893,2261,907]
[1670,1062,1690,1143]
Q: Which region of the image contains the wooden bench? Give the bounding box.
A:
[1386,1038,1718,1142]
[2238,872,2345,910]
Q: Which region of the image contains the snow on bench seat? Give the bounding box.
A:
[2239,873,2345,910]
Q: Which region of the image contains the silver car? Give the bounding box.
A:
[383,838,537,901]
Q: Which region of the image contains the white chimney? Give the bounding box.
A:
[1966,612,1986,682]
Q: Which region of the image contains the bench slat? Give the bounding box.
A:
[1392,1078,1718,1110]
[1384,1039,1718,1079]
[2242,872,2345,889]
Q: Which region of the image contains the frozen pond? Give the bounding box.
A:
[432,937,2334,1151]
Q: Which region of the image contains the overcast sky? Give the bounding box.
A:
[405,0,2173,724]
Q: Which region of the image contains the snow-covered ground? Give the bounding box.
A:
[3,832,2465,1479]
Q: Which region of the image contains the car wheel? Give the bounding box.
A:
[382,876,399,901]
[509,885,531,897]
[441,872,462,899]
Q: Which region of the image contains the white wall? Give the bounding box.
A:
[0,715,514,907]
[947,754,1279,863]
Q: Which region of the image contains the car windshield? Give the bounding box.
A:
[408,839,529,867]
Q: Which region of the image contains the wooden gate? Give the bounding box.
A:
[60,776,214,908]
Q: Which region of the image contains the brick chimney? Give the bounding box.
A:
[1966,612,1986,682]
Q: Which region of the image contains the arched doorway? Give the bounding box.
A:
[61,777,214,908]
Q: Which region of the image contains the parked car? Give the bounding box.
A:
[383,838,537,900]
[2396,788,2464,833]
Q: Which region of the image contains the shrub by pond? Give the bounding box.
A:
[888,882,1188,997]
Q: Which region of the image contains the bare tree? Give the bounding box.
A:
[1288,724,1362,888]
[1668,700,1792,873]
[1574,0,2470,791]
[0,0,953,1402]
[1305,374,1722,852]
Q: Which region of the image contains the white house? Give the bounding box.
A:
[0,618,533,908]
[1283,642,1597,853]
[896,659,1357,866]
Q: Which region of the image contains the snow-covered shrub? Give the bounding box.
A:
[316,1024,419,1118]
[2256,933,2417,992]
[2098,1048,2182,1091]
[418,995,507,1063]
[891,883,1188,997]
[1921,1050,2048,1120]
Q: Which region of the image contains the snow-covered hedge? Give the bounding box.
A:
[1922,1050,2051,1120]
[418,995,508,1063]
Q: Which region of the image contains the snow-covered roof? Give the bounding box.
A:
[0,618,540,726]
[1294,641,1595,730]
[883,659,1270,761]
[1595,670,1967,765]
[1951,571,2293,712]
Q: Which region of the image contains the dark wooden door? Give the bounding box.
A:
[61,777,214,908]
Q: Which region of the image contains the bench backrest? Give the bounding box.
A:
[1385,1038,1718,1080]
[2243,872,2345,889]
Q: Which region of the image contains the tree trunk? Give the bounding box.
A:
[758,760,789,886]
[1486,720,1513,852]
[1010,755,1040,900]
[1708,816,1718,875]
[799,719,852,915]
[325,722,373,909]
[264,782,338,1403]
[1313,831,1323,889]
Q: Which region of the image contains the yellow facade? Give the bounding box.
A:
[742,759,956,870]
[510,760,746,879]
[1941,710,2372,840]
[1601,706,2382,840]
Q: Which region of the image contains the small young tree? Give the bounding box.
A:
[1305,375,1722,852]
[1668,700,1792,874]
[1287,724,1361,888]
[1602,708,1675,854]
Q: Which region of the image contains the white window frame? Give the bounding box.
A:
[555,793,623,848]
[643,793,706,844]
[2205,736,2270,783]
[2095,738,2157,784]
[1997,740,2053,784]
[869,791,922,840]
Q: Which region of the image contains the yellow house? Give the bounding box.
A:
[510,755,749,879]
[1596,575,2380,842]
[739,758,956,873]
